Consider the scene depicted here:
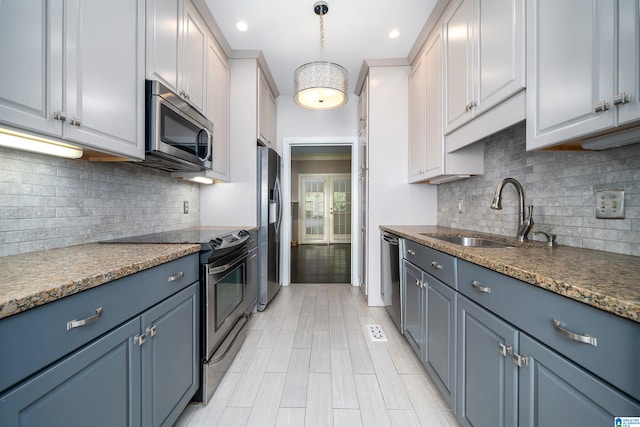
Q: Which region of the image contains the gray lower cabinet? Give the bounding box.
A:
[141,283,200,427]
[424,273,456,409]
[457,295,518,427]
[518,333,640,427]
[402,259,424,358]
[0,318,141,426]
[399,239,640,427]
[402,251,457,409]
[0,258,200,427]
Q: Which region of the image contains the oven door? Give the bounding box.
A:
[204,248,248,360]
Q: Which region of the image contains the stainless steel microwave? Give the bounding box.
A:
[141,80,213,172]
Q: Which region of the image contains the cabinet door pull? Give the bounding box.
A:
[407,249,416,256]
[498,342,512,357]
[471,280,491,293]
[168,271,184,282]
[613,92,630,105]
[552,319,597,346]
[146,325,157,337]
[69,116,81,126]
[415,279,422,288]
[431,261,443,270]
[594,101,609,113]
[513,352,528,367]
[53,111,67,122]
[67,307,103,330]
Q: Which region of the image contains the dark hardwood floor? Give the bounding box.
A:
[290,244,351,284]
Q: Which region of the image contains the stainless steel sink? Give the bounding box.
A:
[421,234,514,248]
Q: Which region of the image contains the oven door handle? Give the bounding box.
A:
[208,252,248,275]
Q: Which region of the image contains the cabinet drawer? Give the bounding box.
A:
[458,259,640,401]
[0,253,198,393]
[403,239,457,288]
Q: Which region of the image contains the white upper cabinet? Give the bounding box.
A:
[526,0,640,150]
[257,68,277,147]
[206,39,230,181]
[182,1,207,113]
[0,0,145,160]
[409,57,426,182]
[146,0,207,113]
[410,26,484,184]
[615,0,640,126]
[443,0,525,135]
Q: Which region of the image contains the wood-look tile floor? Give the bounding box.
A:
[174,284,461,427]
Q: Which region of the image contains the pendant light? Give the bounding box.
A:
[294,1,348,110]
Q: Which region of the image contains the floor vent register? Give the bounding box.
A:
[366,324,388,342]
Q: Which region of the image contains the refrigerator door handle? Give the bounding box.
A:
[274,176,283,235]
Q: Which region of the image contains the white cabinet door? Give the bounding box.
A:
[206,40,230,181]
[424,30,445,180]
[64,0,144,159]
[257,69,276,147]
[474,0,525,116]
[526,0,616,150]
[408,57,426,182]
[182,1,207,113]
[443,0,474,134]
[0,0,143,159]
[146,0,182,91]
[0,0,63,137]
[617,0,640,125]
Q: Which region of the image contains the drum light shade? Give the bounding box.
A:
[293,2,348,110]
[294,61,348,110]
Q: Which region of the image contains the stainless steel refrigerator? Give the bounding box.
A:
[257,145,282,311]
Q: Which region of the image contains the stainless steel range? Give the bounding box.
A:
[104,227,257,404]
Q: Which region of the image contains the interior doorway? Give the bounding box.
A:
[289,144,353,284]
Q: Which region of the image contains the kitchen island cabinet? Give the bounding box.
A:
[0,0,145,160]
[0,254,200,427]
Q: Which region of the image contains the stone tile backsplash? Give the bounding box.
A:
[0,148,200,256]
[437,122,640,256]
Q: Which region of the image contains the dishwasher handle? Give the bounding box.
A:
[381,234,399,245]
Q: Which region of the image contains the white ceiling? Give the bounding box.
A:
[204,0,439,97]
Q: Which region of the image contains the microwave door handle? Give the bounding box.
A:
[198,128,212,163]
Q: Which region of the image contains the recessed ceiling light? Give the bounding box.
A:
[388,30,400,39]
[236,21,248,32]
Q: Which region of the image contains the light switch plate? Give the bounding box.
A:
[595,190,624,219]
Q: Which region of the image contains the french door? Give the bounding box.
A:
[299,174,351,244]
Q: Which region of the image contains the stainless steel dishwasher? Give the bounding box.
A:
[380,231,402,332]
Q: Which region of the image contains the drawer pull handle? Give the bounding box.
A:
[168,272,184,282]
[407,249,416,256]
[431,261,443,270]
[471,280,491,293]
[67,307,103,330]
[552,319,597,347]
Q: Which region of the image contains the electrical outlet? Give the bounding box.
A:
[183,201,189,214]
[458,199,464,213]
[595,190,624,219]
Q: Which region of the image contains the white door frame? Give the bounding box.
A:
[281,137,359,287]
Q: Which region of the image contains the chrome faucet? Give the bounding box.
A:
[490,178,534,242]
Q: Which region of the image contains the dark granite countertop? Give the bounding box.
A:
[0,243,201,320]
[381,225,640,323]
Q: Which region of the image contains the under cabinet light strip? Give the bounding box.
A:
[0,128,83,159]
